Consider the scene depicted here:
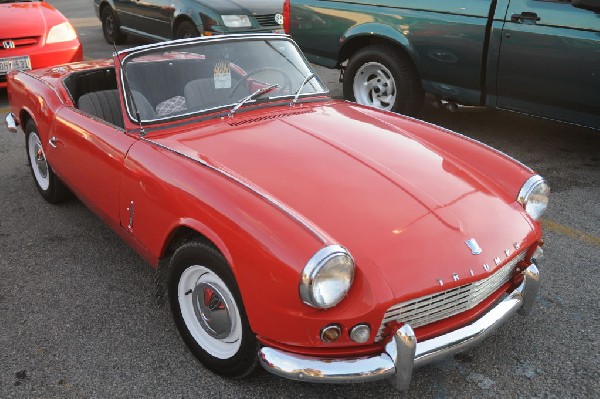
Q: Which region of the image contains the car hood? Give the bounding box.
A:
[193,0,282,15]
[152,102,536,300]
[0,1,64,38]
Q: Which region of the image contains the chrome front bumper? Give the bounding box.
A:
[259,263,540,390]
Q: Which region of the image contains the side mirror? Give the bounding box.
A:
[572,0,600,11]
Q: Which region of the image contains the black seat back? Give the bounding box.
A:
[78,90,124,129]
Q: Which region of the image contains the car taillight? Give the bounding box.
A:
[283,0,290,34]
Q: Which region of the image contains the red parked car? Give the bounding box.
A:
[4,34,548,391]
[0,0,82,88]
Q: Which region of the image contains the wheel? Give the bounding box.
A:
[25,120,70,203]
[343,45,424,115]
[101,6,127,44]
[168,242,258,378]
[175,21,199,39]
[229,67,292,99]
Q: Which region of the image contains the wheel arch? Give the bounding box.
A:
[339,24,417,68]
[18,109,34,134]
[172,13,202,38]
[160,220,233,268]
[98,0,115,16]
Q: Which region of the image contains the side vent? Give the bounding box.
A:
[228,109,314,127]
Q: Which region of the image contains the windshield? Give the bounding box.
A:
[122,36,327,122]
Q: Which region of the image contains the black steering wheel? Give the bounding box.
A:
[229,67,292,98]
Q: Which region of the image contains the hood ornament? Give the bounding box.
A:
[465,238,482,255]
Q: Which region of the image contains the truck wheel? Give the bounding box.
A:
[344,45,423,115]
[101,6,127,45]
[168,241,258,378]
[25,120,70,203]
[175,21,200,39]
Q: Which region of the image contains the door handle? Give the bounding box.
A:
[49,136,58,148]
[511,12,541,24]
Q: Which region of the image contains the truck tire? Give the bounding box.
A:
[343,45,423,116]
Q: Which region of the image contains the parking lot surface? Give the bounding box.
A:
[0,1,598,397]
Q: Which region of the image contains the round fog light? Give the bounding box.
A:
[320,324,341,343]
[349,324,370,343]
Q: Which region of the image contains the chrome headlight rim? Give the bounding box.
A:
[299,245,355,309]
[517,175,549,221]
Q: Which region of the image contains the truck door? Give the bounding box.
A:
[496,0,600,128]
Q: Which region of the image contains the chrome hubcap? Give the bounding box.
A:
[28,132,50,191]
[191,282,234,339]
[178,265,242,359]
[35,145,48,179]
[353,62,397,111]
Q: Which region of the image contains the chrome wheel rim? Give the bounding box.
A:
[28,132,50,191]
[353,62,396,111]
[178,265,242,359]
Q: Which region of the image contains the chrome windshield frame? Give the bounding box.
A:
[117,34,329,125]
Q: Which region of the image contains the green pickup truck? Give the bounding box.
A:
[285,0,600,129]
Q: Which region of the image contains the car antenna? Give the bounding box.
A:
[113,42,146,136]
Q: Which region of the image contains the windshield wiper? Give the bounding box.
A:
[229,84,280,117]
[291,73,316,106]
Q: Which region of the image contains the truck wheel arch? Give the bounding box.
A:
[339,24,417,66]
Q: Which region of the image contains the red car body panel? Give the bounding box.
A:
[6,52,542,354]
[0,1,82,88]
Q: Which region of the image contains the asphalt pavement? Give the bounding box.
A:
[0,1,598,397]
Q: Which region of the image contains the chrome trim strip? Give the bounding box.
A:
[259,264,539,388]
[5,113,18,132]
[140,138,328,245]
[117,33,286,56]
[377,111,533,173]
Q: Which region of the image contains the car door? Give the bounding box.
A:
[495,0,600,128]
[113,0,172,39]
[48,108,137,230]
[112,0,140,31]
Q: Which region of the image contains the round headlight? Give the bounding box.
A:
[299,245,355,309]
[517,175,550,221]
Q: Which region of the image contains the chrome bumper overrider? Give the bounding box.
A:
[5,113,18,133]
[259,263,540,391]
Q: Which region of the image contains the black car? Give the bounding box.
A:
[94,0,283,44]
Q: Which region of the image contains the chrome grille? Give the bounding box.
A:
[254,14,279,27]
[375,251,526,341]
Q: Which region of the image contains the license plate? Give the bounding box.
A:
[0,56,32,75]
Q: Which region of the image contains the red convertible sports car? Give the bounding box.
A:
[0,0,82,88]
[5,34,548,390]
